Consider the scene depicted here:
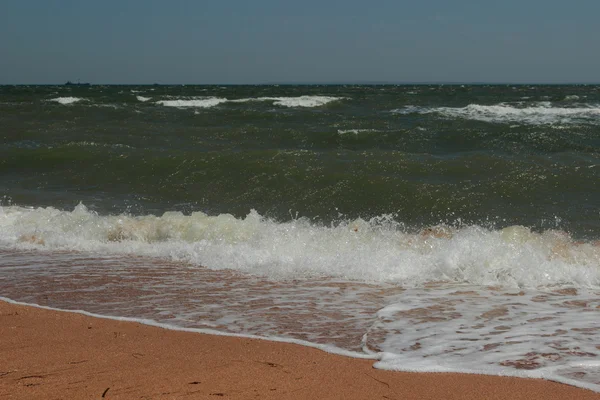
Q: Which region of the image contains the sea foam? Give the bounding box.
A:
[156,97,228,108]
[337,129,381,135]
[155,96,343,109]
[1,204,599,392]
[49,97,84,105]
[255,96,342,108]
[393,102,600,125]
[1,204,598,288]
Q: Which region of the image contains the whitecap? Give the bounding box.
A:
[392,102,600,125]
[232,96,343,108]
[337,129,380,135]
[49,97,84,105]
[1,204,598,288]
[155,96,343,109]
[156,97,228,108]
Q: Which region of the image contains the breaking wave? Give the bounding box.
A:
[337,129,382,135]
[393,102,600,125]
[156,97,228,108]
[1,204,598,288]
[232,96,343,107]
[49,97,84,105]
[155,96,344,109]
[2,204,600,392]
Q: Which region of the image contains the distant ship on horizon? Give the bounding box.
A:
[64,81,91,86]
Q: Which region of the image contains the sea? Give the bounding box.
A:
[1,84,599,391]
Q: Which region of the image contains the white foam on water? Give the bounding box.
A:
[1,204,599,392]
[93,104,120,109]
[337,129,381,135]
[136,96,151,102]
[49,97,84,105]
[564,95,580,101]
[230,96,344,107]
[1,204,598,288]
[369,286,600,392]
[156,97,228,108]
[64,141,134,149]
[268,96,342,108]
[2,254,599,392]
[392,103,600,125]
[155,96,343,109]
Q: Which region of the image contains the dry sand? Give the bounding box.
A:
[1,300,598,400]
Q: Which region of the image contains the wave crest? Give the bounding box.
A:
[156,96,343,108]
[2,204,598,288]
[393,102,600,125]
[49,97,84,105]
[156,97,228,108]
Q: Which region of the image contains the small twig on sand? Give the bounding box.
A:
[254,361,283,368]
[364,373,390,388]
[17,375,45,381]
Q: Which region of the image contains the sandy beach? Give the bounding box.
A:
[1,300,598,400]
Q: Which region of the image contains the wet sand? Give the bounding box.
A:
[1,300,599,400]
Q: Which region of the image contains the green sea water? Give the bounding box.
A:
[1,84,599,237]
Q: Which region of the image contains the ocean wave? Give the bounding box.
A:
[1,204,598,288]
[392,102,600,125]
[49,97,84,105]
[156,96,344,109]
[337,129,381,135]
[250,96,343,107]
[64,141,134,149]
[156,97,228,108]
[136,96,151,102]
[2,204,600,391]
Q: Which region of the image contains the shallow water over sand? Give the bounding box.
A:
[2,248,599,391]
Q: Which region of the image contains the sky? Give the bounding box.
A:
[1,0,599,84]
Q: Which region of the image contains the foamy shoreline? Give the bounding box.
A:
[2,300,598,400]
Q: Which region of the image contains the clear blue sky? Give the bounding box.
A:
[1,0,599,84]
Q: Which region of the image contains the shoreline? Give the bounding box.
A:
[1,300,599,400]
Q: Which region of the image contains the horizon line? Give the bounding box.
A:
[2,81,600,86]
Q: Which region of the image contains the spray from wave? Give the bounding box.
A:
[1,204,598,288]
